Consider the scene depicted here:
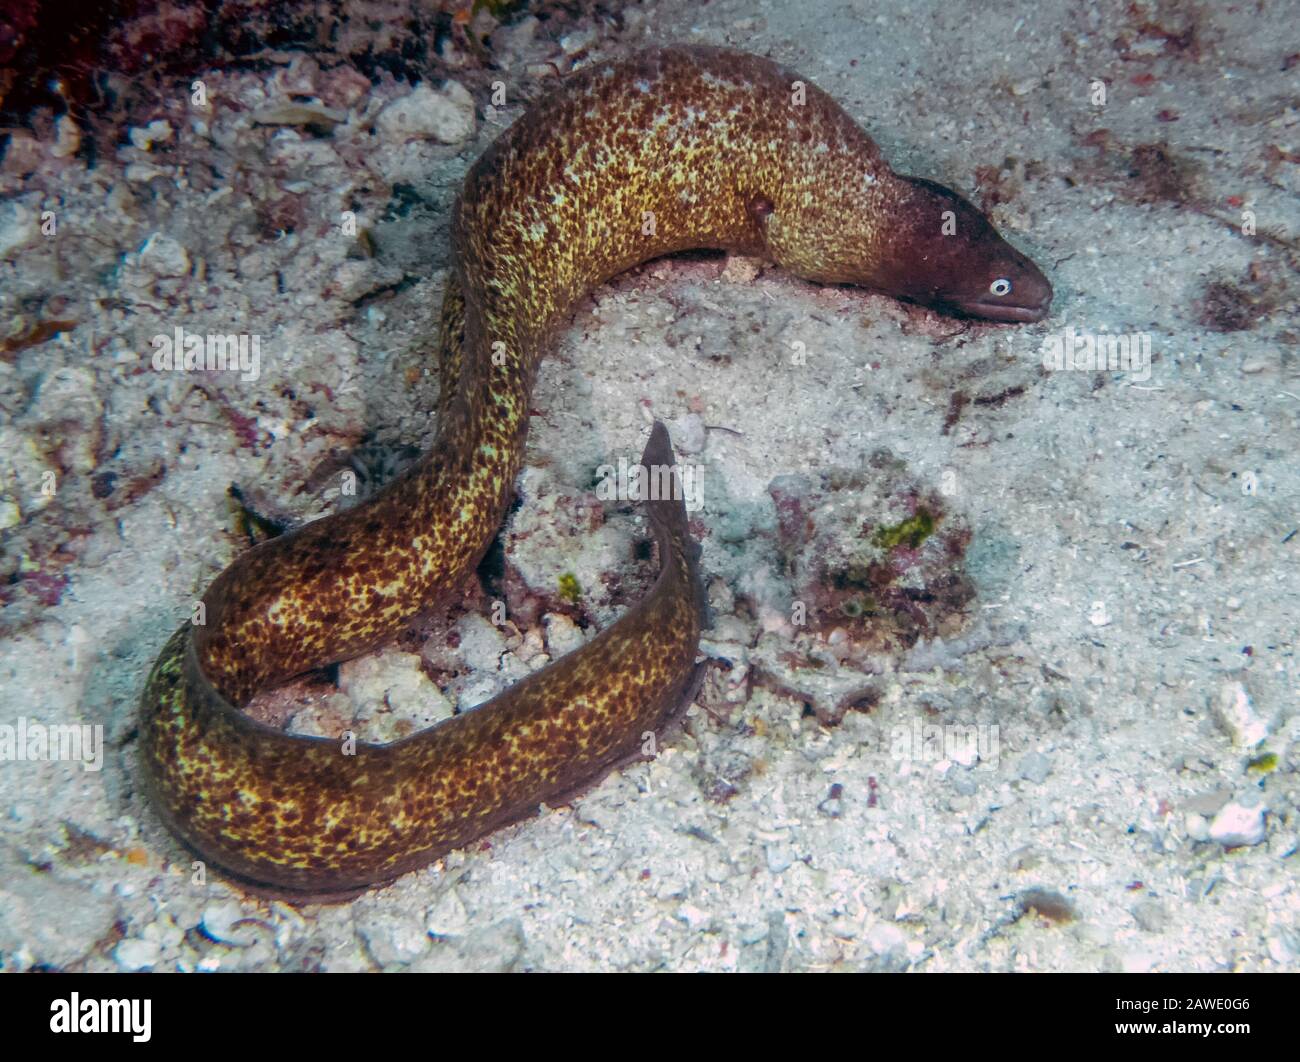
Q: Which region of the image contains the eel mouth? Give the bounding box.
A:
[952,296,1052,324]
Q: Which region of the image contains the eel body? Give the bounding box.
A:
[139,45,1052,897]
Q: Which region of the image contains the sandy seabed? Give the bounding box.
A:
[0,0,1296,971]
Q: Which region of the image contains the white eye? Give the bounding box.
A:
[989,278,1012,297]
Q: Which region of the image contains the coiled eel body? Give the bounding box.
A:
[139,45,1052,899]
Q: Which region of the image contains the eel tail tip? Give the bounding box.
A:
[639,420,710,625]
[641,419,674,468]
[639,420,688,536]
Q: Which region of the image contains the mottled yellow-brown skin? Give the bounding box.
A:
[139,46,1052,898]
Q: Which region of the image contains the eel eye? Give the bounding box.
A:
[989,278,1012,297]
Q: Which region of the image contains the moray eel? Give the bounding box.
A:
[139,45,1052,899]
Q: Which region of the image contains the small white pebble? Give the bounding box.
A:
[51,114,81,158]
[543,612,585,656]
[1208,802,1267,847]
[765,842,795,873]
[124,162,167,184]
[200,901,259,946]
[129,119,174,151]
[559,29,596,55]
[1214,681,1268,748]
[376,82,476,144]
[114,938,162,971]
[676,903,711,930]
[0,202,39,257]
[865,923,907,956]
[137,232,191,277]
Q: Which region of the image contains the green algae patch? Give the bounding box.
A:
[558,571,582,605]
[1246,751,1278,774]
[871,508,936,550]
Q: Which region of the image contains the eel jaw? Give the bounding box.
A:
[951,294,1052,324]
